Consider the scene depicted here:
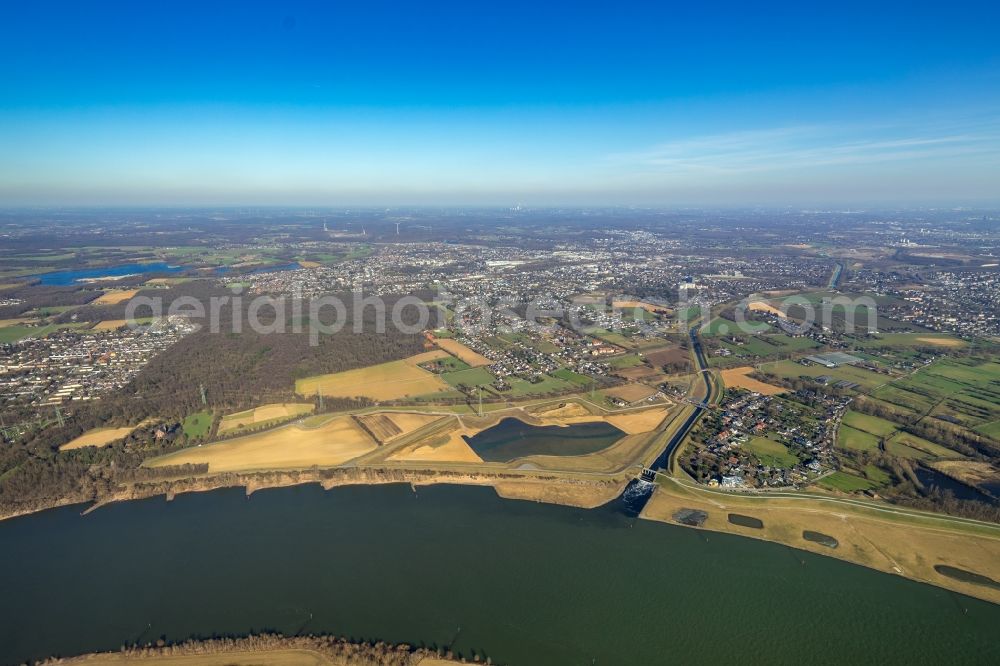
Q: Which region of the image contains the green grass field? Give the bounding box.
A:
[885,432,961,459]
[744,436,799,468]
[422,355,470,372]
[863,464,892,486]
[606,353,645,369]
[837,425,881,451]
[441,367,495,388]
[586,327,634,348]
[182,410,213,438]
[504,374,576,397]
[842,410,898,437]
[552,368,593,385]
[976,420,1000,440]
[763,359,888,391]
[818,471,877,492]
[703,317,774,337]
[848,333,966,348]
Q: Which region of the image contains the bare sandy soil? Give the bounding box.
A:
[915,336,965,347]
[92,320,131,331]
[218,403,314,434]
[295,351,452,400]
[432,337,492,366]
[388,431,484,463]
[146,417,376,472]
[603,383,658,402]
[748,300,788,317]
[606,408,669,434]
[94,288,139,305]
[61,426,138,450]
[720,366,787,395]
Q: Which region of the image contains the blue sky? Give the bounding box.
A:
[1,1,998,206]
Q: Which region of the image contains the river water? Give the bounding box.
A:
[0,483,997,665]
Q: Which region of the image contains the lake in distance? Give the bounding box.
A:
[0,483,998,665]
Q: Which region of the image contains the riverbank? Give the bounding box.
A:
[641,476,1000,605]
[0,464,628,525]
[40,633,467,665]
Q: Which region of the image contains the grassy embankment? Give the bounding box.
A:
[643,474,1000,604]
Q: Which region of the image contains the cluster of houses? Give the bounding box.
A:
[688,388,849,490]
[0,316,196,410]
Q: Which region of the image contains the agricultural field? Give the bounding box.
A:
[217,402,314,435]
[0,324,43,343]
[718,333,822,359]
[643,346,689,367]
[433,338,492,366]
[441,367,496,388]
[703,316,776,337]
[418,355,470,373]
[606,353,645,369]
[720,366,786,395]
[976,420,1000,439]
[146,416,376,472]
[848,333,967,349]
[761,359,890,391]
[836,425,880,452]
[354,411,442,443]
[94,289,139,305]
[585,327,634,349]
[604,383,659,403]
[842,410,898,437]
[872,359,1000,429]
[744,436,799,468]
[502,374,578,397]
[295,351,452,401]
[551,368,593,386]
[60,426,138,450]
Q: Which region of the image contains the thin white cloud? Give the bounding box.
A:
[611,121,1000,177]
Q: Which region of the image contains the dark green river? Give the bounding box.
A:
[0,483,998,665]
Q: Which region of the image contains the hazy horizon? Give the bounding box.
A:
[2,1,999,207]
